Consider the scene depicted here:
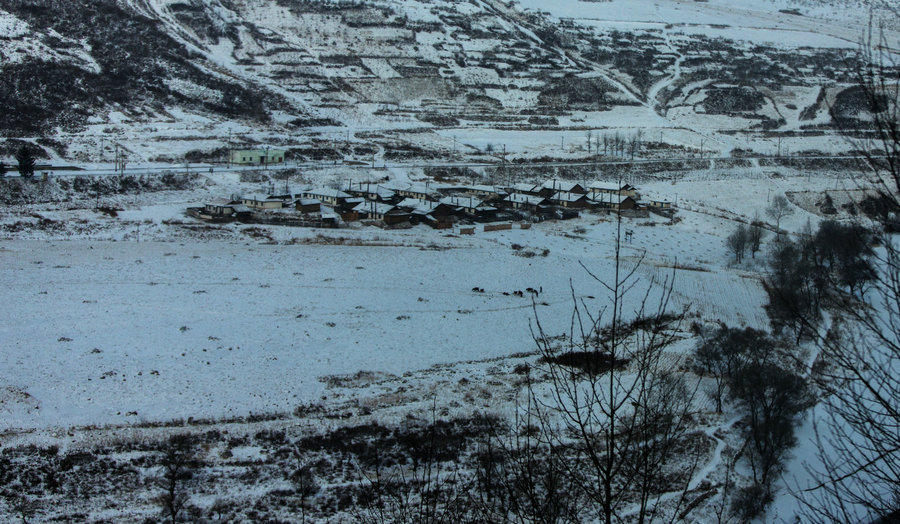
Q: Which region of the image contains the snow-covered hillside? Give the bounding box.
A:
[0,0,894,164]
[0,0,896,521]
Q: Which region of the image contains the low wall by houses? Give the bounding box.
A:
[250,215,339,228]
[649,208,676,219]
[620,209,650,219]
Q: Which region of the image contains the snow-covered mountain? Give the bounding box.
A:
[0,0,894,163]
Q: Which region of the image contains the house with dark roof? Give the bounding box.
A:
[396,198,455,228]
[352,201,410,225]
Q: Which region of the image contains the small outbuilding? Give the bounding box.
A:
[295,198,322,214]
[192,200,252,222]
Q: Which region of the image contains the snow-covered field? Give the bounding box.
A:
[0,165,843,434]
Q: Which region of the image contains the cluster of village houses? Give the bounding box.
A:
[190,179,673,228]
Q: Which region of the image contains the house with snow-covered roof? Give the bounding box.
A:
[506,182,540,195]
[352,201,410,225]
[345,181,396,202]
[549,191,591,209]
[242,194,284,210]
[396,198,455,227]
[588,181,637,199]
[462,185,508,201]
[440,196,495,216]
[301,188,351,207]
[502,193,550,212]
[591,192,637,211]
[539,179,586,197]
[198,200,252,221]
[229,148,285,165]
[388,183,439,201]
[295,198,322,214]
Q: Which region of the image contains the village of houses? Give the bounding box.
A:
[188,178,674,228]
[189,160,673,231]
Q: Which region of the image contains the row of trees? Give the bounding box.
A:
[585,130,644,159]
[0,145,36,178]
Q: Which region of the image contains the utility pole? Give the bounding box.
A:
[501,143,508,187]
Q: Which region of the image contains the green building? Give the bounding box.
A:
[229,148,286,165]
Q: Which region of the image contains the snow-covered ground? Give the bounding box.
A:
[515,0,890,45]
[0,160,878,522]
[0,164,842,433]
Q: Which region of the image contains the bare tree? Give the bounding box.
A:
[528,211,699,524]
[289,447,320,523]
[472,396,584,524]
[726,224,748,263]
[156,434,200,524]
[764,235,821,343]
[693,326,752,414]
[730,361,812,518]
[627,136,636,160]
[748,214,766,258]
[357,409,471,524]
[765,195,794,232]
